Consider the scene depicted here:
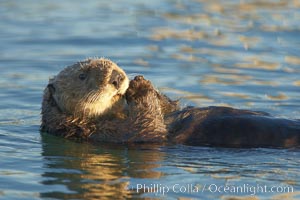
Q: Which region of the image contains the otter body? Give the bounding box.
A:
[41,58,300,148]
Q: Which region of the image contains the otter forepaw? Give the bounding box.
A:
[126,75,155,102]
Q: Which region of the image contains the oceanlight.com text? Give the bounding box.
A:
[134,183,294,196]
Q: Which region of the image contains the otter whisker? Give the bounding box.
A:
[79,62,85,70]
[87,91,101,103]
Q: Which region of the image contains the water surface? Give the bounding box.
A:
[0,0,299,199]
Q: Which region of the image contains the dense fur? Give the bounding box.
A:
[41,58,300,148]
[41,58,178,142]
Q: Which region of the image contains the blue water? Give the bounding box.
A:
[0,0,300,199]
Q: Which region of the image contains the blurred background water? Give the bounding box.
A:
[0,0,299,199]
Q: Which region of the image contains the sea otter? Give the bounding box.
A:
[41,58,300,148]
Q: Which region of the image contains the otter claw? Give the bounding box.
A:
[134,75,145,81]
[126,76,155,103]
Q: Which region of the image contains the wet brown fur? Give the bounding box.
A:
[41,59,300,148]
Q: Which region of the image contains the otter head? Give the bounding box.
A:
[46,58,129,118]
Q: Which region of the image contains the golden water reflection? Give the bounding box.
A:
[235,59,279,71]
[218,92,250,99]
[41,135,165,200]
[285,56,300,65]
[148,0,300,113]
[151,27,209,41]
[201,74,252,85]
[266,92,289,100]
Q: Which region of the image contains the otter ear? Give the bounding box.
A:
[47,83,56,95]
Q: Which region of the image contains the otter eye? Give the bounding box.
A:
[79,73,87,80]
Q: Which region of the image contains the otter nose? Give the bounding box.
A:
[109,70,124,89]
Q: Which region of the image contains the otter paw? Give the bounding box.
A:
[126,76,155,102]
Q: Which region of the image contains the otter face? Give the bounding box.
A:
[47,58,129,118]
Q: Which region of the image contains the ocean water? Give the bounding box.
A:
[0,0,299,199]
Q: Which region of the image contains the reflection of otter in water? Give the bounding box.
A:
[40,134,164,199]
[41,58,300,148]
